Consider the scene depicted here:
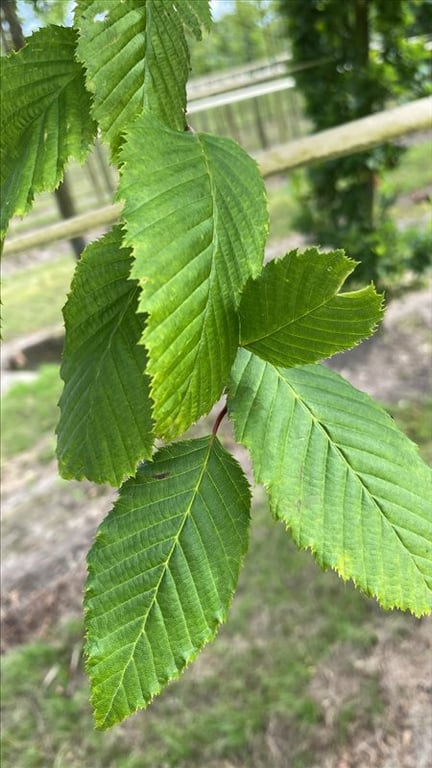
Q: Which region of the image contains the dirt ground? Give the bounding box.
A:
[1,279,431,767]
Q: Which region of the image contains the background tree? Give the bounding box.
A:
[277,0,432,285]
[189,0,285,75]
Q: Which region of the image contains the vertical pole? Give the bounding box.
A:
[252,98,269,149]
[53,179,86,258]
[94,140,116,196]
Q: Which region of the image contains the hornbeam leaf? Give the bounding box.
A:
[239,249,384,367]
[119,111,268,439]
[57,227,153,486]
[85,436,251,728]
[0,26,96,242]
[175,0,212,38]
[75,0,211,151]
[228,349,432,616]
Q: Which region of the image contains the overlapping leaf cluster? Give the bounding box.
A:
[2,0,431,730]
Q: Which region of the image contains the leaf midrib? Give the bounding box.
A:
[241,284,357,346]
[186,133,219,379]
[151,132,219,431]
[100,436,216,727]
[59,273,141,480]
[6,66,80,146]
[142,0,152,112]
[87,285,142,472]
[277,366,430,588]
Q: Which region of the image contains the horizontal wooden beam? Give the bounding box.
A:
[3,98,431,257]
[3,203,123,257]
[256,97,432,176]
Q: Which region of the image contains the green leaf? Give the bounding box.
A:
[228,349,432,616]
[75,0,211,151]
[175,0,212,38]
[119,111,268,439]
[0,26,96,241]
[239,249,384,367]
[85,436,251,728]
[57,227,153,486]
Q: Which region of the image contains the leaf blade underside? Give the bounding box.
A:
[85,436,251,728]
[0,25,96,241]
[228,349,432,616]
[57,227,153,486]
[239,248,384,367]
[119,111,268,438]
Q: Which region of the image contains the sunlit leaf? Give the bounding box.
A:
[240,248,384,367]
[119,110,268,438]
[228,350,432,616]
[75,0,211,151]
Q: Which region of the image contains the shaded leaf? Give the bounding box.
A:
[228,349,432,616]
[0,26,96,241]
[119,110,268,438]
[85,436,251,728]
[240,249,384,367]
[57,227,153,486]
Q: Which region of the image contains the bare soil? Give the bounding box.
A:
[308,619,432,768]
[1,281,431,767]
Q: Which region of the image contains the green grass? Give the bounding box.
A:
[1,500,390,768]
[267,170,306,243]
[334,676,384,743]
[1,365,62,462]
[383,140,432,198]
[1,256,75,342]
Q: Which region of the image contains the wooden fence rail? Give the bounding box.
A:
[3,97,431,258]
[256,97,432,176]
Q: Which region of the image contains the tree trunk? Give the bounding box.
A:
[53,182,86,259]
[353,0,375,232]
[1,0,25,49]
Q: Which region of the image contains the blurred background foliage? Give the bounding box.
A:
[277,0,432,286]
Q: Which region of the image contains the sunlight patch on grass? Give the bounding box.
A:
[1,256,75,342]
[384,140,432,198]
[1,365,62,462]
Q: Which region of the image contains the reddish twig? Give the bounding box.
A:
[212,403,228,436]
